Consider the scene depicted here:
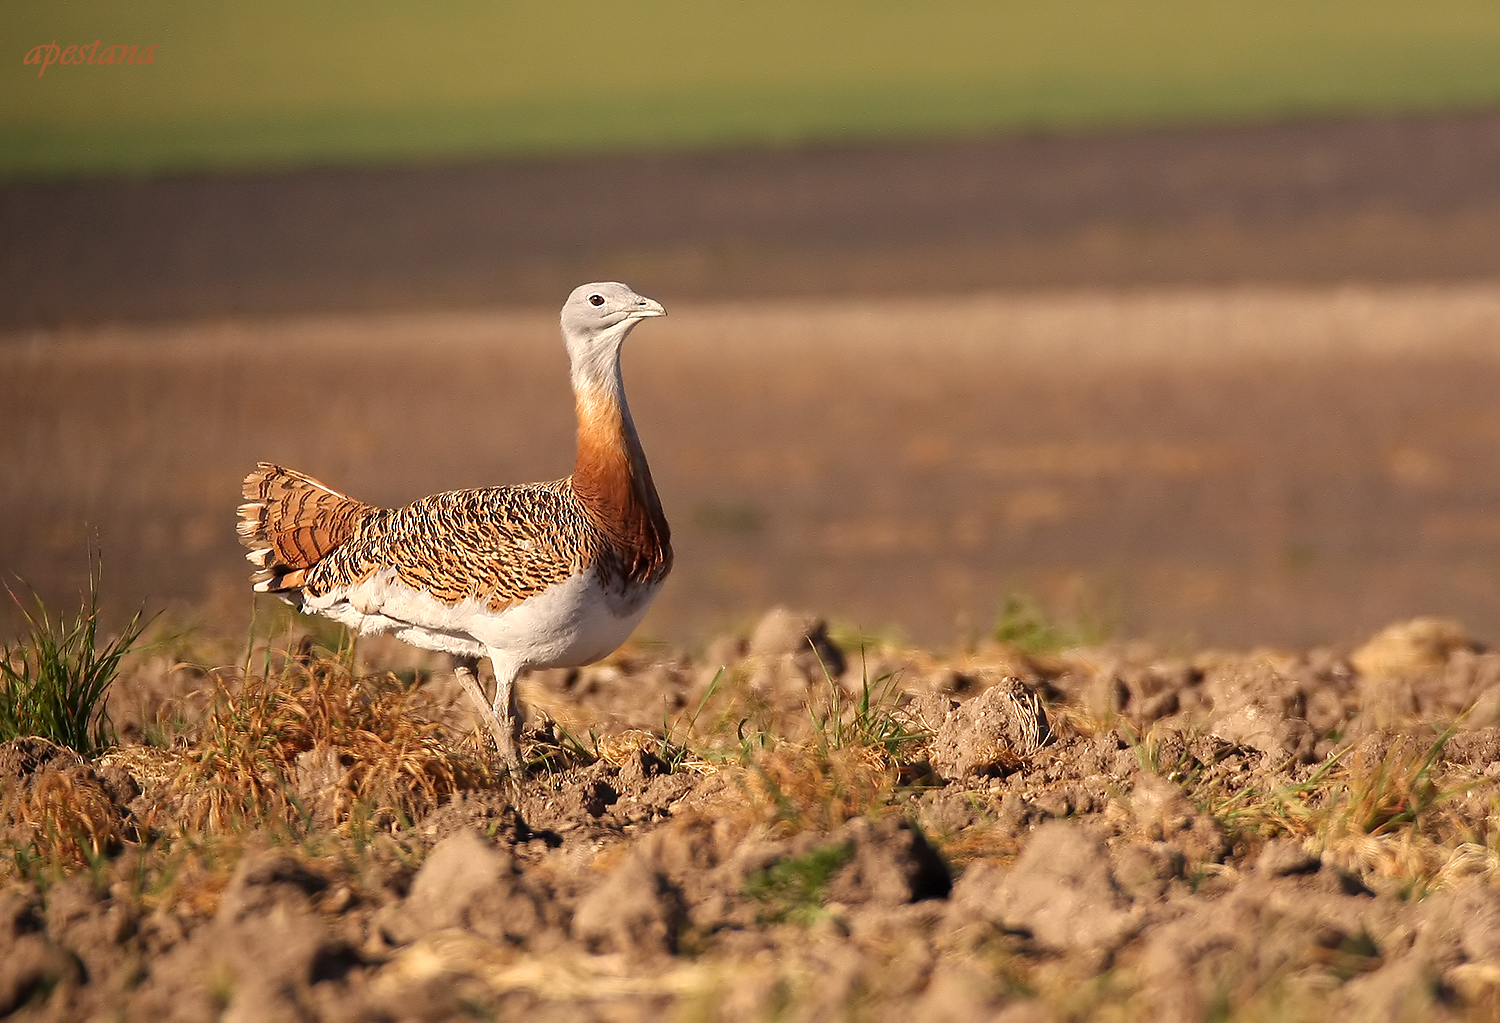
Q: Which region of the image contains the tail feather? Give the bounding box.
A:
[238,463,374,599]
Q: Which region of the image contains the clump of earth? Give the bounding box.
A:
[5,608,1500,1021]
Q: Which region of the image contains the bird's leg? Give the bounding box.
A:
[488,653,523,771]
[453,656,520,771]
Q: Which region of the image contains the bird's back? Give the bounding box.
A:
[306,480,591,611]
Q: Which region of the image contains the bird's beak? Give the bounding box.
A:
[629,297,666,319]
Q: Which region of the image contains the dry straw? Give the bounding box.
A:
[168,653,494,835]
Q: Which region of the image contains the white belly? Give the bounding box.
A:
[307,566,658,669]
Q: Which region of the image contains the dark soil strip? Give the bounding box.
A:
[4,111,1500,329]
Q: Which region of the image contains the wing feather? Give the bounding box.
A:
[305,481,593,612]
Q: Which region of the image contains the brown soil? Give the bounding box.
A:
[6,610,1500,1021]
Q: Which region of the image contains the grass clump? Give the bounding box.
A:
[741,657,928,835]
[1310,731,1484,892]
[743,842,855,925]
[746,743,896,835]
[1165,724,1488,893]
[169,650,494,834]
[808,655,927,766]
[2,738,125,875]
[0,566,151,757]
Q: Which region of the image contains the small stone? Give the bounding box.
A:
[1033,789,1073,819]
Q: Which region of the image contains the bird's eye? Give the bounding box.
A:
[588,294,605,307]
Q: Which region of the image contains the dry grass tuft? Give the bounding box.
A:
[1327,734,1445,836]
[594,727,718,775]
[16,765,122,868]
[1312,731,1480,891]
[723,660,935,835]
[933,821,1027,870]
[97,743,186,790]
[167,654,494,834]
[1,737,124,871]
[1184,726,1493,893]
[741,741,899,835]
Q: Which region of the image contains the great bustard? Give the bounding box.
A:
[236,283,672,768]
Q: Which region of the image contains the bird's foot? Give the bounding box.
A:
[487,719,522,774]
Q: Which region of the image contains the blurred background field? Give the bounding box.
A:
[6,289,1500,650]
[5,0,1500,179]
[3,1,1500,651]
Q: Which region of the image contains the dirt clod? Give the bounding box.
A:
[928,677,1050,780]
[1352,618,1476,680]
[824,817,952,907]
[400,830,548,947]
[953,820,1137,963]
[1255,838,1321,877]
[572,848,686,957]
[0,933,82,1016]
[1129,772,1230,865]
[748,607,846,679]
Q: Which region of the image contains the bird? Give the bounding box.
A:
[235,282,672,769]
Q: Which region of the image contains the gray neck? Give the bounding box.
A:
[567,322,636,404]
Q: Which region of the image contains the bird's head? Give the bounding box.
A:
[561,282,666,392]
